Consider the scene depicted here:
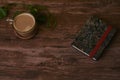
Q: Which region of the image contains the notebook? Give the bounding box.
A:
[72,16,116,60]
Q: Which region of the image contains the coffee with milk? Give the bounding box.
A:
[13,13,37,39]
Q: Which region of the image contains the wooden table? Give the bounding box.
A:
[0,0,120,80]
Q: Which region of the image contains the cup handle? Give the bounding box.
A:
[6,18,14,25]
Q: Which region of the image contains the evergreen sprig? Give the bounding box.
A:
[0,3,57,28]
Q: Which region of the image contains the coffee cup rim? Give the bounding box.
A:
[13,13,36,33]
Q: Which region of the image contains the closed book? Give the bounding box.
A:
[72,16,116,60]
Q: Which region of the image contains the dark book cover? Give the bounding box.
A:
[72,16,116,60]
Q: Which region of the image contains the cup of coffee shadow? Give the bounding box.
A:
[7,13,37,39]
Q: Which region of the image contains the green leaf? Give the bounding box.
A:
[26,5,57,28]
[0,7,8,19]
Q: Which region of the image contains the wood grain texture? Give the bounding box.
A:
[0,0,120,80]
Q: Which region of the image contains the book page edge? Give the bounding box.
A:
[72,45,89,56]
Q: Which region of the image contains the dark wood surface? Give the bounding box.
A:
[0,0,120,80]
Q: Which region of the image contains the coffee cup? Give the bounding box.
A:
[7,13,37,39]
